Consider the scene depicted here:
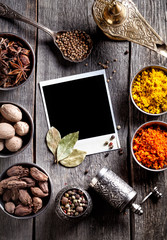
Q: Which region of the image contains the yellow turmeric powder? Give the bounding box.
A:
[132,68,167,114]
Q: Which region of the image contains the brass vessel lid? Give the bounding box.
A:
[103,1,127,26]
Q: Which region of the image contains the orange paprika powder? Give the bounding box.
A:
[133,126,167,169]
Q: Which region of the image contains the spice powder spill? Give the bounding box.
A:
[132,68,167,114]
[133,126,167,169]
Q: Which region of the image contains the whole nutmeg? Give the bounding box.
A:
[0,139,4,151]
[0,123,15,139]
[1,104,22,122]
[14,121,29,136]
[5,136,23,152]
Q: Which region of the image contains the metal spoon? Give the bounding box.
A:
[0,3,93,63]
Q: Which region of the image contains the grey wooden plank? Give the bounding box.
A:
[130,0,167,240]
[35,0,131,240]
[0,0,37,239]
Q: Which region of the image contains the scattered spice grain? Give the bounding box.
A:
[98,61,109,69]
[104,141,109,146]
[109,142,113,149]
[118,148,123,155]
[133,125,167,169]
[104,153,109,158]
[110,135,115,141]
[101,64,108,69]
[124,50,129,55]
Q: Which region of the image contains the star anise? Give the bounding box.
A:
[0,37,32,88]
[0,38,9,49]
[0,74,10,87]
[0,48,8,68]
[7,41,22,56]
[8,57,30,85]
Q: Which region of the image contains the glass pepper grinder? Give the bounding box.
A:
[90,167,162,215]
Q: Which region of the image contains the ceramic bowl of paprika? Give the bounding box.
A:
[131,120,167,172]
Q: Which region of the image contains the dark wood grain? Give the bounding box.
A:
[35,0,130,239]
[0,0,167,239]
[130,1,167,240]
[0,0,37,239]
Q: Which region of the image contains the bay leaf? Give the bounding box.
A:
[46,127,61,155]
[57,131,79,161]
[60,149,87,167]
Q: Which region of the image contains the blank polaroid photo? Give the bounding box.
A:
[39,70,120,155]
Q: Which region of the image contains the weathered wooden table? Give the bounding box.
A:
[0,0,167,239]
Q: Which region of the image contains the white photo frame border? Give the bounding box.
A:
[39,70,120,155]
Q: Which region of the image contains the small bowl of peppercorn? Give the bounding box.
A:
[55,185,93,222]
[0,33,35,90]
[0,162,52,219]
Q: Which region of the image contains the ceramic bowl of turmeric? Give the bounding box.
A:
[131,121,167,172]
[130,65,167,116]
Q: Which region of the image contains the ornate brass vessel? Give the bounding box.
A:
[92,0,167,58]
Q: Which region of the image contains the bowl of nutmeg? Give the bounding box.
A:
[0,101,33,158]
[0,162,52,219]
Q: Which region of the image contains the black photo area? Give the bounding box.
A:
[42,74,115,139]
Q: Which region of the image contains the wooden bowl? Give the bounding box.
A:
[0,101,33,158]
[0,32,35,91]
